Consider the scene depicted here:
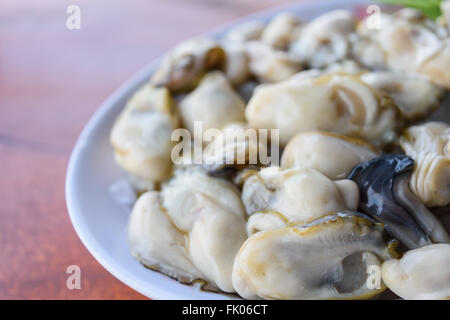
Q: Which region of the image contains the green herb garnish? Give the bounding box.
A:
[378,0,444,20]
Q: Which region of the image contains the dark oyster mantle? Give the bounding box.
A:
[348,154,449,249]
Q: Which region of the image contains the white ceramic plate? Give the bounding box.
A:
[65,0,382,300]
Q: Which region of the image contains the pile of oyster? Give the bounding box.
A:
[110,7,450,300]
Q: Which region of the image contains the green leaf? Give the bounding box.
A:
[377,0,443,20]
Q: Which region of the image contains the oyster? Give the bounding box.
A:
[357,9,450,88]
[128,191,203,283]
[361,71,444,120]
[246,72,401,146]
[349,33,386,71]
[129,169,247,292]
[232,211,396,300]
[179,71,246,134]
[110,85,179,182]
[261,12,304,50]
[349,154,449,249]
[221,42,251,86]
[246,41,303,83]
[242,166,360,232]
[382,244,450,300]
[161,168,245,230]
[290,10,355,68]
[399,122,450,207]
[150,38,226,92]
[281,131,379,180]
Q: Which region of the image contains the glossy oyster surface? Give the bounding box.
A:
[382,244,450,300]
[357,9,450,88]
[246,72,400,146]
[281,131,379,180]
[129,169,247,292]
[179,71,246,134]
[399,122,450,207]
[232,212,395,300]
[242,167,359,229]
[349,154,449,249]
[110,85,179,182]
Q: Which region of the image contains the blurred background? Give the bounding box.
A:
[0,0,309,299]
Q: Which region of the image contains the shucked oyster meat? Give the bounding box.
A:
[260,12,304,50]
[281,131,379,180]
[221,42,251,86]
[399,122,450,207]
[246,72,401,146]
[382,244,450,300]
[232,211,396,300]
[290,10,356,68]
[129,169,247,292]
[150,38,226,92]
[110,84,179,183]
[360,71,444,120]
[356,9,450,88]
[242,166,360,234]
[128,191,203,283]
[179,71,246,135]
[245,41,303,83]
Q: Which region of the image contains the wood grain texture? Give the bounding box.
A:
[0,0,301,299]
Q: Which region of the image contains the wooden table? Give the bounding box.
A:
[0,0,302,299]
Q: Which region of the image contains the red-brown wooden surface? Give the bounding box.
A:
[0,0,305,300]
